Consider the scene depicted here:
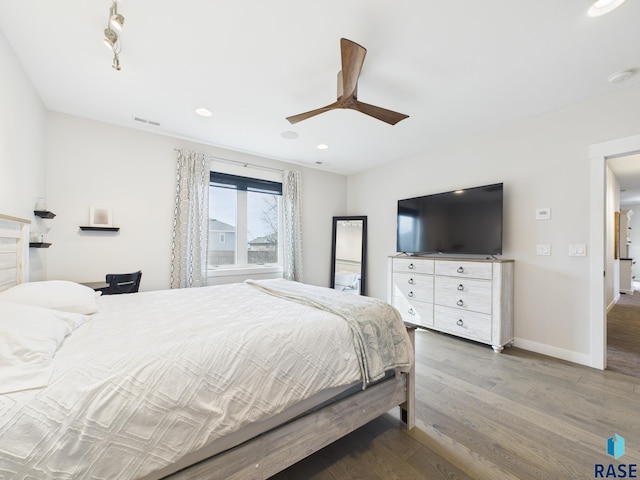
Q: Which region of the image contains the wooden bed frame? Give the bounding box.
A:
[0,213,415,480]
[0,213,30,291]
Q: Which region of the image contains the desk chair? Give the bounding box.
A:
[105,270,142,295]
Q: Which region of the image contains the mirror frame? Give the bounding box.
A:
[330,215,367,296]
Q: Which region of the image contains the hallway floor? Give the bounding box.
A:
[608,287,640,378]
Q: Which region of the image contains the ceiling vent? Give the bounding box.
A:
[133,116,161,126]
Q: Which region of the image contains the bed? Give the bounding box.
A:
[0,214,415,480]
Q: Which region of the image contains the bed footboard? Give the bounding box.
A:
[400,322,416,429]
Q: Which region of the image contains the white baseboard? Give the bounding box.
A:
[513,338,592,368]
[607,293,620,313]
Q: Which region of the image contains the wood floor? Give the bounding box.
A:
[608,290,640,378]
[271,329,640,480]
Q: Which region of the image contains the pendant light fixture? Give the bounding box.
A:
[587,0,627,17]
[103,0,125,71]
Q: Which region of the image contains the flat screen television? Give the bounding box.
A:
[396,182,503,255]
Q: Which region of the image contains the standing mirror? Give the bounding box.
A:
[330,216,367,295]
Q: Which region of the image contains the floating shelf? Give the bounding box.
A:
[34,210,56,219]
[79,226,120,232]
[30,242,52,248]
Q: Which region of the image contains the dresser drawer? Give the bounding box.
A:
[434,276,492,314]
[393,258,434,274]
[393,297,434,327]
[392,273,434,302]
[435,260,492,280]
[434,305,491,343]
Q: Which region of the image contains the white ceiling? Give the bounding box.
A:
[1,0,639,175]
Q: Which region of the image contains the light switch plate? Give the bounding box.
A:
[536,208,551,220]
[536,244,551,256]
[569,244,587,256]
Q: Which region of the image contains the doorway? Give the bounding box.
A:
[606,154,640,377]
[589,134,640,370]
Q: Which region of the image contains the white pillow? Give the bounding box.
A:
[0,301,90,394]
[0,280,100,314]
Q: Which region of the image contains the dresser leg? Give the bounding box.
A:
[492,345,504,353]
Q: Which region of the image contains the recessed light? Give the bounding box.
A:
[588,0,627,17]
[317,144,329,150]
[281,131,299,140]
[608,69,634,84]
[195,107,212,117]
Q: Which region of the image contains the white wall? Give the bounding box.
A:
[0,30,47,281]
[45,112,347,291]
[347,82,640,365]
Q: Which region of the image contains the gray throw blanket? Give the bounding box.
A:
[246,279,413,387]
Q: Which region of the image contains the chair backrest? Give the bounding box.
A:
[105,270,142,295]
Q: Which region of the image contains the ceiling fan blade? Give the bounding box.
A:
[286,101,340,124]
[352,100,409,125]
[340,38,366,98]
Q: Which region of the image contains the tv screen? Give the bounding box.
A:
[397,183,503,255]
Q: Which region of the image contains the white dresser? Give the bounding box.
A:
[620,258,635,295]
[388,256,514,352]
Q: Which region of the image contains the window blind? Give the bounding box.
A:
[210,172,282,195]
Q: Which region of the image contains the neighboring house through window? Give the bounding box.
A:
[209,171,282,270]
[208,219,235,265]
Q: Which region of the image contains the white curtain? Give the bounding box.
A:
[282,170,303,281]
[170,150,209,288]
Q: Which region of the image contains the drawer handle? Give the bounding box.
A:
[408,291,415,298]
[457,266,464,273]
[456,299,464,306]
[408,308,416,315]
[456,319,464,326]
[457,284,464,291]
[408,263,415,270]
[408,278,415,285]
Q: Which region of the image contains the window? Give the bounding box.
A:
[209,171,282,268]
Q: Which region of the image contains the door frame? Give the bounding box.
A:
[589,134,640,369]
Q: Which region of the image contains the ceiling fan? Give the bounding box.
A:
[286,38,409,126]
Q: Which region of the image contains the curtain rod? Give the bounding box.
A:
[174,148,284,174]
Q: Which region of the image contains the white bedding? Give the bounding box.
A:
[0,301,90,394]
[0,280,409,479]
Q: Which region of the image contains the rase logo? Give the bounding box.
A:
[595,434,637,479]
[609,434,626,460]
